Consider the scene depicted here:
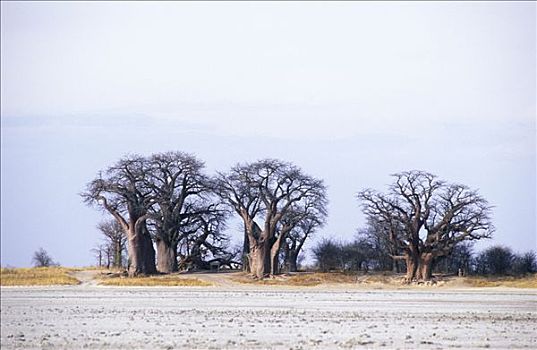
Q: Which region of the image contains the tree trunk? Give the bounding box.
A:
[250,242,270,279]
[127,236,142,276]
[392,259,400,273]
[142,230,156,274]
[270,243,281,275]
[288,252,298,272]
[113,240,123,268]
[403,252,434,281]
[127,228,156,277]
[404,253,419,282]
[156,238,178,273]
[270,251,279,275]
[242,228,250,273]
[417,253,434,280]
[269,234,287,275]
[106,251,111,269]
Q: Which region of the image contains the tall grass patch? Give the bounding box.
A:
[234,272,358,286]
[464,274,537,288]
[0,267,80,286]
[99,275,212,286]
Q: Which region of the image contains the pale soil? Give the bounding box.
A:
[1,272,536,349]
[69,270,101,287]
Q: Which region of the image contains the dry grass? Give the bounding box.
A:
[74,266,114,271]
[99,275,212,287]
[234,272,358,286]
[234,272,537,289]
[0,267,80,286]
[464,275,537,288]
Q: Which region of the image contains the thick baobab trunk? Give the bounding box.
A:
[250,242,270,279]
[417,253,434,280]
[142,230,156,274]
[127,229,156,277]
[156,238,178,273]
[403,252,435,281]
[404,253,419,282]
[127,236,142,276]
[270,234,287,275]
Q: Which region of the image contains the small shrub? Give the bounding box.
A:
[32,248,58,267]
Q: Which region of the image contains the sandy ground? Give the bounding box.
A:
[1,273,536,349]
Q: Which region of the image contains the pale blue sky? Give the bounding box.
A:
[1,2,535,267]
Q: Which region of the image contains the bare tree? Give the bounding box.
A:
[358,170,493,281]
[269,198,326,275]
[82,155,156,276]
[283,211,324,272]
[215,159,327,278]
[358,218,405,273]
[91,244,107,268]
[144,152,224,273]
[176,201,232,270]
[97,220,127,269]
[32,248,57,267]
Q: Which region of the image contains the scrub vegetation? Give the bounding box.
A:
[464,275,537,288]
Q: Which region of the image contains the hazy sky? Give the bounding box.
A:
[1,2,535,267]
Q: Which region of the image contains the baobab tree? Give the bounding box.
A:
[143,152,219,273]
[358,170,493,282]
[215,159,327,279]
[82,155,156,276]
[177,205,233,270]
[272,187,327,275]
[359,217,405,272]
[280,204,325,272]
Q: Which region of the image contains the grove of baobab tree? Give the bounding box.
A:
[83,152,494,282]
[82,152,229,276]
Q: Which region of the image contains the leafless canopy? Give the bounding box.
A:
[32,247,57,267]
[358,170,494,281]
[215,159,327,278]
[82,155,152,230]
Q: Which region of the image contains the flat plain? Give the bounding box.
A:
[1,276,536,349]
